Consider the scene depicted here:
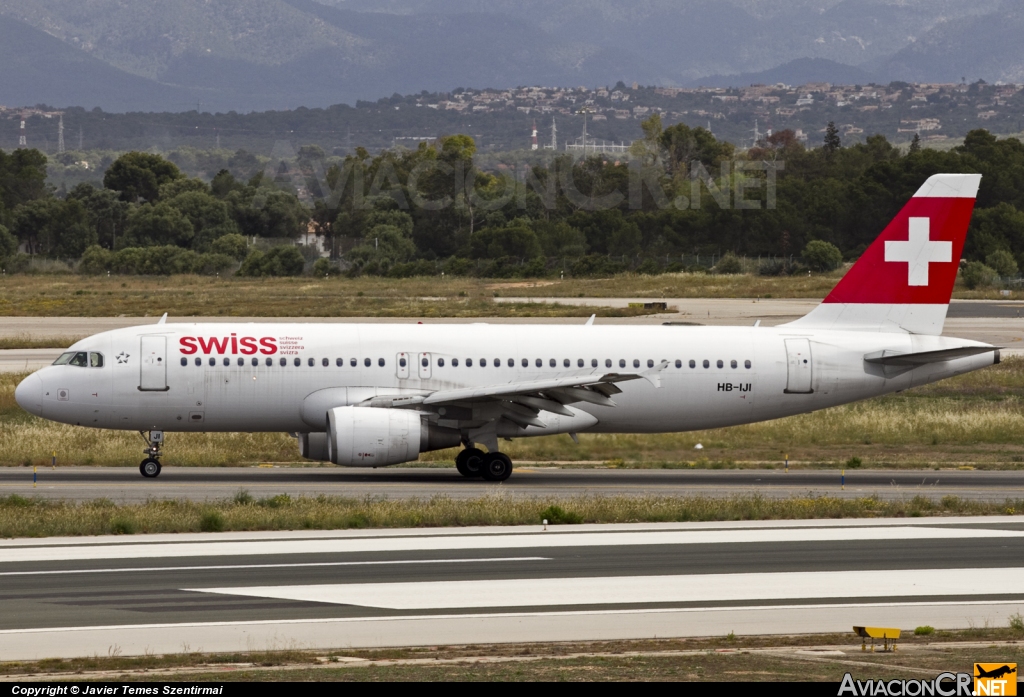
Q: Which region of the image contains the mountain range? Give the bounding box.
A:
[0,0,1021,113]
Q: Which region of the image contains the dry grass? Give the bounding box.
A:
[0,273,1015,321]
[0,492,1018,537]
[5,632,1023,682]
[2,358,1023,469]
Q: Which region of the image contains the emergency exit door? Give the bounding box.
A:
[139,336,168,391]
[784,338,813,394]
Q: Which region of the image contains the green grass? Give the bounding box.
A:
[0,492,1018,538]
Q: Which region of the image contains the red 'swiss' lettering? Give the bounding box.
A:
[178,336,279,355]
[239,337,257,355]
[197,336,229,354]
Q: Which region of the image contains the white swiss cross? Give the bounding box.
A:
[884,217,952,286]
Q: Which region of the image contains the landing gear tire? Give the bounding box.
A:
[481,452,513,482]
[140,458,162,478]
[455,447,485,477]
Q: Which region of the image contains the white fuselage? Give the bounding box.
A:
[16,322,996,445]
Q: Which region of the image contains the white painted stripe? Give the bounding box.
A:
[0,556,549,577]
[191,567,1024,610]
[3,598,1021,636]
[3,525,1023,563]
[3,516,1019,548]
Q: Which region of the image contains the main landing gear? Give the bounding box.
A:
[455,446,513,482]
[139,430,164,478]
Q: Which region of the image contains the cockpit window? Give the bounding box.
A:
[89,352,104,368]
[68,352,89,367]
[53,352,75,365]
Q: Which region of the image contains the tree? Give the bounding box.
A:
[121,203,194,248]
[0,223,18,260]
[166,191,239,251]
[961,261,996,289]
[823,121,841,158]
[0,148,50,214]
[909,133,922,153]
[237,245,306,276]
[103,152,184,203]
[659,123,734,177]
[803,239,843,271]
[211,233,249,260]
[985,249,1018,277]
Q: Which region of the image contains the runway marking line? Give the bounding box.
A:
[0,556,550,576]
[187,567,1024,610]
[4,525,1024,563]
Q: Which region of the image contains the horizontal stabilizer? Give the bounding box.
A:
[864,346,999,366]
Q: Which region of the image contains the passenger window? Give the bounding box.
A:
[438,357,446,367]
[336,358,343,367]
[467,358,474,367]
[633,359,640,368]
[399,357,407,367]
[648,359,655,368]
[266,357,273,367]
[424,357,431,368]
[52,352,75,365]
[494,358,501,367]
[702,360,710,368]
[223,357,231,367]
[577,359,584,368]
[619,359,626,368]
[717,359,724,368]
[69,352,89,367]
[180,357,187,367]
[350,358,357,367]
[535,358,542,368]
[90,353,103,368]
[548,358,554,368]
[507,358,514,367]
[378,358,385,367]
[308,357,315,367]
[480,358,487,367]
[591,359,598,368]
[731,360,737,369]
[279,357,287,367]
[252,357,259,367]
[452,358,459,367]
[563,359,570,368]
[522,358,528,368]
[294,357,301,367]
[237,357,244,367]
[209,357,217,367]
[675,359,682,368]
[690,360,696,368]
[364,358,371,367]
[195,357,202,367]
[745,360,752,369]
[605,359,612,368]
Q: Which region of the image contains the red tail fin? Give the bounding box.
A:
[786,173,981,334]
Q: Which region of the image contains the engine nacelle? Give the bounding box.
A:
[324,406,459,467]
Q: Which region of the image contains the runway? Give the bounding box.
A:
[3,466,1024,502]
[1,517,1022,660]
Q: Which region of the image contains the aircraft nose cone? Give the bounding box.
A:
[15,373,43,417]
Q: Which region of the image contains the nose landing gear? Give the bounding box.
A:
[139,430,163,478]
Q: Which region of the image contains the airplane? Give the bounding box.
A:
[975,665,1017,680]
[14,173,998,482]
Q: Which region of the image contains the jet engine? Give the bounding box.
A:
[320,406,460,467]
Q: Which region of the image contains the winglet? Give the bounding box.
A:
[641,360,670,388]
[585,314,596,326]
[157,312,168,325]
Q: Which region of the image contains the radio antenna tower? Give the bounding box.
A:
[57,115,65,154]
[551,118,557,150]
[18,118,26,147]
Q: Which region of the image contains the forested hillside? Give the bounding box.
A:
[1,123,1022,285]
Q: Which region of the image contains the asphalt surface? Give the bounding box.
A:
[3,466,1024,502]
[1,518,1022,659]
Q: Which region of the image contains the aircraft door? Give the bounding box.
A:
[418,352,431,379]
[139,336,168,391]
[396,352,410,379]
[784,338,813,394]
